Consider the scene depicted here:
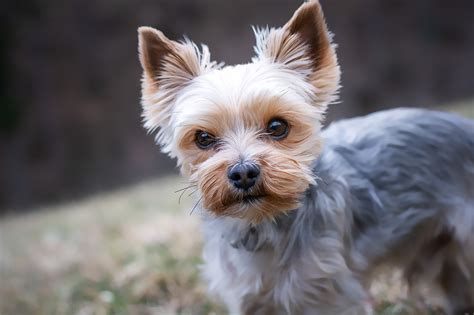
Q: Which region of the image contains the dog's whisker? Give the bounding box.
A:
[187,188,199,197]
[176,184,198,204]
[189,196,203,215]
[174,184,198,193]
[178,188,187,205]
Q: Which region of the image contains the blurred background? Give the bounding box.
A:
[1,0,474,213]
[0,0,473,314]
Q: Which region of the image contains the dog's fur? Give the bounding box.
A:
[137,1,474,314]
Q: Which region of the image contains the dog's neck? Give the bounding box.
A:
[228,209,298,252]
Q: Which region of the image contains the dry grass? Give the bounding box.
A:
[0,176,445,315]
[0,177,224,315]
[1,103,472,315]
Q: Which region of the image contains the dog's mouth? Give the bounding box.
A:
[222,194,267,207]
[241,194,266,204]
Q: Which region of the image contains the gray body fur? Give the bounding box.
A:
[201,108,474,315]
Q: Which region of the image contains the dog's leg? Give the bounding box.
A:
[242,294,371,315]
[241,298,278,315]
[442,203,474,315]
[437,258,474,315]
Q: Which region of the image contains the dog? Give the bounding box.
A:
[137,1,474,314]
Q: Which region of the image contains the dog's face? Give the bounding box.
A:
[138,1,340,222]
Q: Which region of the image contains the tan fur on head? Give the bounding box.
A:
[138,0,340,222]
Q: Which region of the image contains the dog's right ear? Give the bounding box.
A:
[138,27,215,154]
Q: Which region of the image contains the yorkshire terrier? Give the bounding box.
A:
[137,1,474,314]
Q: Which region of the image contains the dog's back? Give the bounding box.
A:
[321,108,474,313]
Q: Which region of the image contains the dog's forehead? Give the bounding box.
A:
[201,62,298,91]
[172,62,314,130]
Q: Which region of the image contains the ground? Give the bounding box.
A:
[1,104,471,315]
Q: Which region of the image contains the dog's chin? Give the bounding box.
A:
[241,194,266,204]
[205,194,300,223]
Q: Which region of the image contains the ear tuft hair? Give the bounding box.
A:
[138,27,219,154]
[253,0,340,108]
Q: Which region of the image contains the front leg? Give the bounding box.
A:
[241,294,283,315]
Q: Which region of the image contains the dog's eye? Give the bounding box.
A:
[267,118,289,140]
[195,130,217,149]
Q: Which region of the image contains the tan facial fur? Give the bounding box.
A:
[138,0,340,223]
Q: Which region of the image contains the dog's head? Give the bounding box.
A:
[138,1,339,222]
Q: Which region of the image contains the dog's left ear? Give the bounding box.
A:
[254,0,340,107]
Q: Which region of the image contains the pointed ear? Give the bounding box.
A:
[254,0,340,106]
[138,27,203,88]
[138,27,215,154]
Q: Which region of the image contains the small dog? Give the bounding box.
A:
[137,1,474,314]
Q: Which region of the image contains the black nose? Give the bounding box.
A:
[227,163,260,190]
